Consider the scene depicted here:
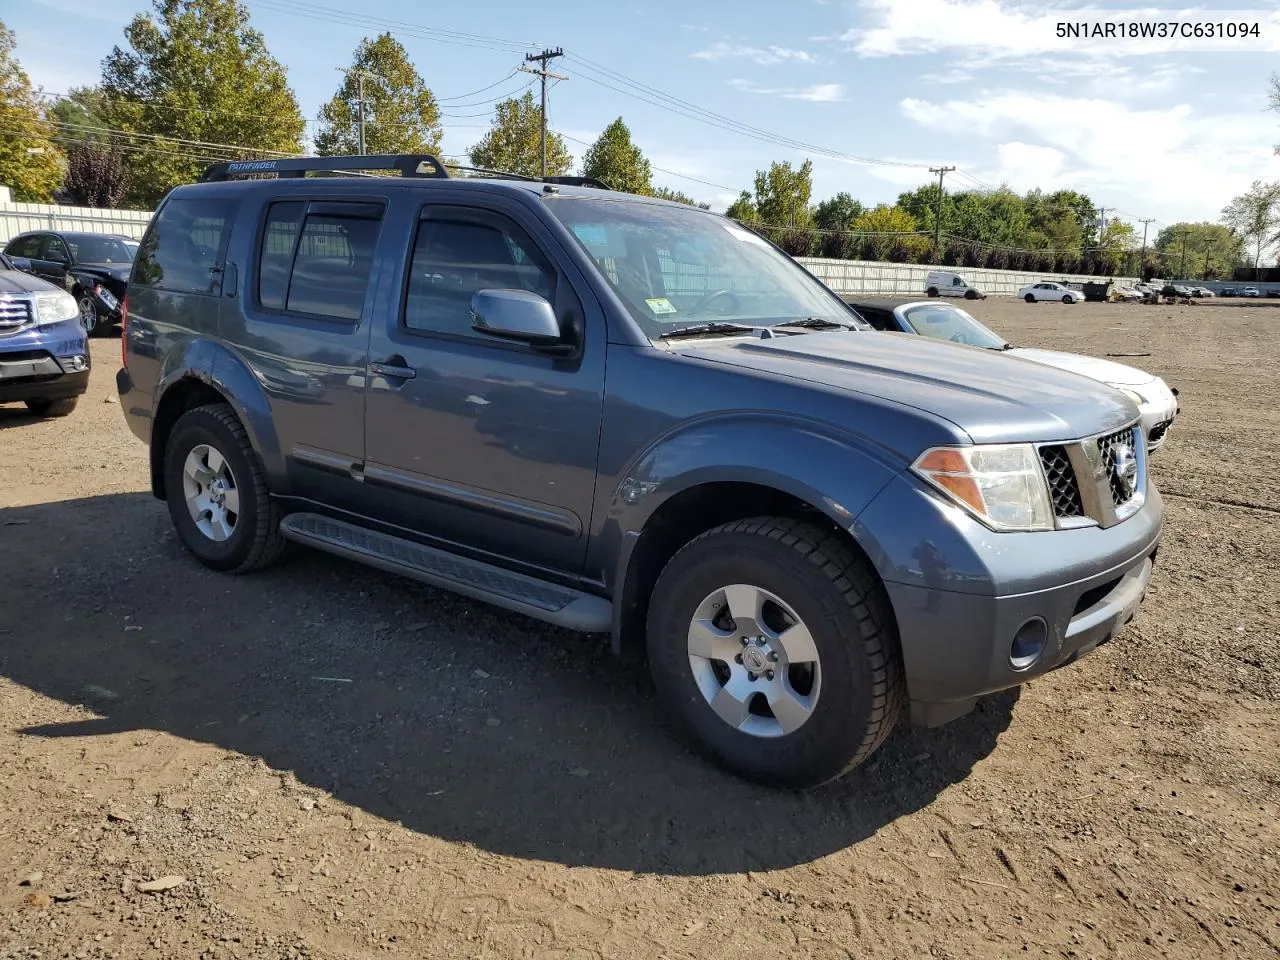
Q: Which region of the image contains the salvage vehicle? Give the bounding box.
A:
[924,270,985,300]
[1017,281,1080,303]
[0,253,90,417]
[116,155,1163,788]
[2,230,134,336]
[844,297,1180,452]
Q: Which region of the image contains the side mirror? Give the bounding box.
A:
[7,256,33,272]
[469,289,563,347]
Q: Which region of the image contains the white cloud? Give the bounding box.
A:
[729,79,846,101]
[898,92,1278,220]
[845,0,1280,59]
[693,41,818,64]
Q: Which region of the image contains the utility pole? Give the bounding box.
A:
[1137,218,1155,280]
[1178,229,1190,280]
[1096,207,1110,242]
[336,67,379,155]
[520,48,566,179]
[927,166,955,259]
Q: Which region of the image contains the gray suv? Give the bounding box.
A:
[116,155,1162,787]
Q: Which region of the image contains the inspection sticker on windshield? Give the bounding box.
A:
[645,297,678,315]
[722,221,769,247]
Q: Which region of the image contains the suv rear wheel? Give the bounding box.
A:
[163,403,285,573]
[25,397,78,417]
[646,517,904,788]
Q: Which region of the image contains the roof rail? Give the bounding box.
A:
[543,175,611,190]
[200,154,449,182]
[447,164,537,182]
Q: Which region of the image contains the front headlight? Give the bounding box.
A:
[34,290,79,327]
[1119,387,1145,406]
[912,444,1054,532]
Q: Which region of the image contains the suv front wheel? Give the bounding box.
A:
[646,517,905,788]
[163,403,286,573]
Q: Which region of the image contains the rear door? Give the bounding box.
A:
[228,194,385,511]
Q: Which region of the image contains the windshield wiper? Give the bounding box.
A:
[771,317,857,332]
[657,321,760,340]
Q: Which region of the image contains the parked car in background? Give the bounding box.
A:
[844,297,1181,452]
[925,270,985,300]
[0,252,90,417]
[1191,286,1215,298]
[2,230,135,336]
[116,153,1163,788]
[1018,281,1080,303]
[1220,287,1237,297]
[1242,286,1261,298]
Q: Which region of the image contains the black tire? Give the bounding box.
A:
[646,517,905,788]
[1062,295,1073,303]
[926,287,939,297]
[163,403,286,573]
[1024,293,1036,303]
[76,291,110,337]
[25,397,78,417]
[964,289,978,300]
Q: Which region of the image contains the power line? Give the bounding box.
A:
[520,48,566,180]
[554,130,739,195]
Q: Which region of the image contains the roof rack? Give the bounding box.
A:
[200,154,449,182]
[198,154,614,191]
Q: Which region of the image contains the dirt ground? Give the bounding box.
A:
[1,298,1277,960]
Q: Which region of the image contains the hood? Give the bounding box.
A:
[675,330,1139,445]
[1006,347,1156,387]
[77,262,132,282]
[0,268,61,295]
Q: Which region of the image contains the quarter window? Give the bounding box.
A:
[133,198,238,295]
[403,215,555,339]
[256,200,384,321]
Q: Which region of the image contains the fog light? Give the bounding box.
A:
[1010,618,1047,671]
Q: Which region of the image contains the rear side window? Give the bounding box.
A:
[5,235,43,258]
[256,200,383,321]
[133,197,237,295]
[403,215,555,339]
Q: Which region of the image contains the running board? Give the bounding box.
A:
[279,513,612,633]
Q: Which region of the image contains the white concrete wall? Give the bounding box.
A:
[0,200,153,244]
[797,256,1138,297]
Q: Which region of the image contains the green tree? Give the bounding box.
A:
[896,183,955,237]
[0,22,62,201]
[725,190,758,223]
[1155,222,1245,279]
[852,204,926,260]
[812,191,863,231]
[48,86,109,143]
[63,141,130,206]
[580,117,651,194]
[1025,188,1096,249]
[316,33,441,157]
[100,0,305,206]
[1221,180,1280,269]
[650,185,709,209]
[467,91,571,178]
[752,159,813,228]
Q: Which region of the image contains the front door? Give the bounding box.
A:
[33,235,72,289]
[363,201,606,575]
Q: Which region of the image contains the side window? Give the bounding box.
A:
[133,197,237,295]
[403,215,556,339]
[40,237,69,263]
[7,236,42,258]
[255,200,384,321]
[952,277,962,286]
[860,309,896,331]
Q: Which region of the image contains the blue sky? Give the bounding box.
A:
[8,0,1280,233]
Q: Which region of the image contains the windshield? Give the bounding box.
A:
[545,197,855,339]
[65,235,136,264]
[901,302,1008,349]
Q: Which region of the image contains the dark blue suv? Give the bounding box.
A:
[116,155,1163,787]
[0,253,90,417]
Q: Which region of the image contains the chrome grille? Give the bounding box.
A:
[1097,426,1140,506]
[1039,445,1084,519]
[0,297,33,330]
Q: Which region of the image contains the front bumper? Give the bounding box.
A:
[856,472,1163,726]
[0,320,91,403]
[1138,384,1179,452]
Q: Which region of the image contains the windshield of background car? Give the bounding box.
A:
[901,303,1007,349]
[64,235,136,264]
[545,197,853,338]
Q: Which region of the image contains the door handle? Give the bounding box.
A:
[370,359,417,380]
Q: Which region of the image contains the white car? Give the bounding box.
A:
[1242,286,1261,298]
[843,297,1181,452]
[1018,281,1081,304]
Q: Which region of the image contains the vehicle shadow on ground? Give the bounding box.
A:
[0,405,64,430]
[1,493,1018,876]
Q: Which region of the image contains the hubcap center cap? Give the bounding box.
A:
[742,645,770,673]
[209,477,226,505]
